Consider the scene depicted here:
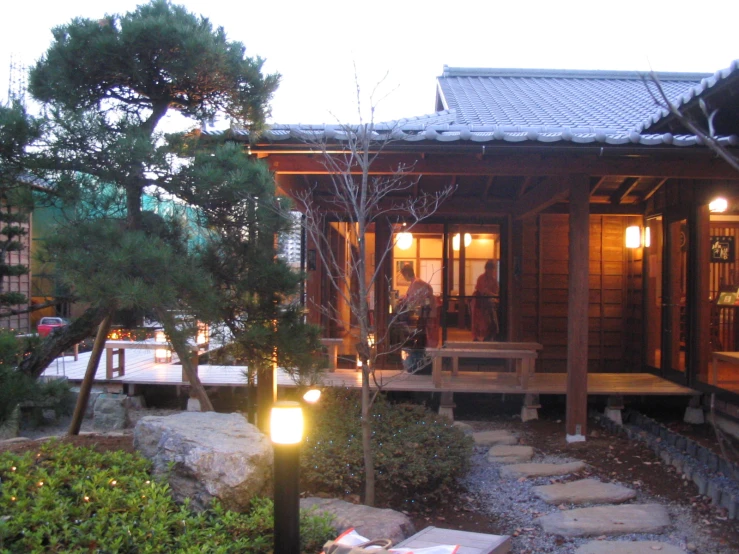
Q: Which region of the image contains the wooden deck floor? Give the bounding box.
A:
[42,349,697,396]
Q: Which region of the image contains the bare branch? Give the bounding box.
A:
[645,72,739,173]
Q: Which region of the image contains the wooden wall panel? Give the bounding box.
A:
[521,213,642,373]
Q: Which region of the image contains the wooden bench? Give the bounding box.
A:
[426,342,541,388]
[394,526,510,554]
[443,341,543,375]
[711,351,739,385]
[320,338,343,372]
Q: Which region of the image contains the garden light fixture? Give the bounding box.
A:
[270,401,303,554]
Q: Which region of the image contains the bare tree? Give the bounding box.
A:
[290,80,454,506]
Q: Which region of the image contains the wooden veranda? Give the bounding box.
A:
[42,349,695,399]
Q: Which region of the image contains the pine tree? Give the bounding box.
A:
[19,0,279,406]
[172,141,322,429]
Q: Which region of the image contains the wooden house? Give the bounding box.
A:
[214,62,739,437]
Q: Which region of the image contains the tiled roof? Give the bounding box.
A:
[209,64,739,149]
[437,67,707,132]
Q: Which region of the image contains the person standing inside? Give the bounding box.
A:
[472,260,499,341]
[398,264,438,371]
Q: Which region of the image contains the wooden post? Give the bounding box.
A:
[374,218,392,367]
[566,175,590,442]
[691,201,711,384]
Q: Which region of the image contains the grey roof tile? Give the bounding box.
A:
[437,67,709,132]
[207,64,739,149]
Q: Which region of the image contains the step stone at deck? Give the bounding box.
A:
[486,445,534,463]
[394,526,511,554]
[574,541,687,554]
[537,504,670,537]
[499,461,587,479]
[532,478,637,505]
[472,430,518,446]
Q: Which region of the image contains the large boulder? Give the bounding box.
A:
[93,393,128,431]
[301,498,416,545]
[134,411,272,512]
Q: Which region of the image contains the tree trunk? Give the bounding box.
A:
[361,365,375,506]
[156,308,213,412]
[68,312,113,435]
[19,303,109,379]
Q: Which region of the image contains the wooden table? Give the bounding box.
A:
[394,526,510,554]
[320,338,343,372]
[711,351,739,385]
[426,345,539,388]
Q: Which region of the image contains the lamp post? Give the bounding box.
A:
[270,401,303,554]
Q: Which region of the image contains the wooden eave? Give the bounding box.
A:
[261,141,738,218]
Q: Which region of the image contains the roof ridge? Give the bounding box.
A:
[440,65,711,81]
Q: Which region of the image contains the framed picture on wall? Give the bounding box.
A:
[395,260,414,285]
[711,236,735,263]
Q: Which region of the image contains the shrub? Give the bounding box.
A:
[301,388,473,507]
[0,441,334,553]
[0,329,74,429]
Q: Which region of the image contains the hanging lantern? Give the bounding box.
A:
[709,197,728,213]
[396,232,413,250]
[625,226,642,248]
[452,233,472,251]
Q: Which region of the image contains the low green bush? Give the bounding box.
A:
[0,441,335,553]
[301,388,473,507]
[0,331,73,428]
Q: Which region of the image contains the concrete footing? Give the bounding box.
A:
[521,393,540,422]
[438,391,455,421]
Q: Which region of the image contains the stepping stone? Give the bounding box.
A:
[473,430,518,446]
[537,504,670,537]
[453,421,473,434]
[575,541,687,554]
[500,461,586,479]
[487,445,534,463]
[533,478,636,505]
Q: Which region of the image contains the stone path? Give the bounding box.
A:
[471,428,686,554]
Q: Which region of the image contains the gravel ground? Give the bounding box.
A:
[462,421,736,554]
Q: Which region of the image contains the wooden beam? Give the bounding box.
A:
[610,177,641,204]
[589,176,607,196]
[513,177,570,219]
[566,174,590,441]
[264,153,739,179]
[446,176,458,199]
[483,175,495,199]
[517,176,534,198]
[642,177,668,201]
[544,203,643,215]
[309,195,515,217]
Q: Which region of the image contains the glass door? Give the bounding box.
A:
[443,224,501,342]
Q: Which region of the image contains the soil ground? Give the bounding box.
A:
[3,396,738,552]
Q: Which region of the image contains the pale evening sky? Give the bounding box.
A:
[1,0,737,127]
